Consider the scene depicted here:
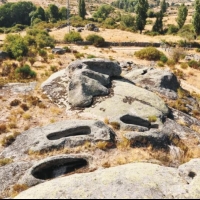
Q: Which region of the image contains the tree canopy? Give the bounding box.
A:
[0,2,36,27]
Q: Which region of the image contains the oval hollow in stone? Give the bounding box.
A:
[32,158,88,180]
[120,114,150,128]
[47,126,91,140]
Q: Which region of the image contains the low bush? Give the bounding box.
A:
[134,47,165,61]
[15,65,36,79]
[188,60,200,69]
[167,59,176,67]
[64,31,83,42]
[86,34,105,47]
[167,25,179,35]
[148,116,157,123]
[180,62,188,69]
[160,55,168,63]
[157,61,164,67]
[87,54,96,59]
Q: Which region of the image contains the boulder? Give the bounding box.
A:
[0,51,8,60]
[0,120,116,160]
[19,154,92,187]
[15,160,200,199]
[67,59,121,107]
[41,69,68,107]
[85,24,99,31]
[42,59,121,107]
[124,130,174,150]
[124,67,180,99]
[82,79,169,129]
[0,161,33,197]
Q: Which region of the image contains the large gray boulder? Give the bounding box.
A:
[42,59,121,107]
[0,120,116,160]
[124,67,180,99]
[68,59,121,107]
[15,159,200,199]
[0,161,33,197]
[82,79,169,130]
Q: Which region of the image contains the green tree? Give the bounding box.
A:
[135,0,149,34]
[152,11,163,33]
[160,0,167,13]
[59,7,69,20]
[176,4,188,29]
[0,2,36,27]
[93,5,114,20]
[193,0,200,35]
[79,0,86,19]
[30,6,46,25]
[47,4,59,22]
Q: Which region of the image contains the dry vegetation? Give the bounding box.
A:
[0,1,200,198]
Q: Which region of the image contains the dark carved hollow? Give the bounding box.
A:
[47,126,91,140]
[32,158,88,180]
[120,114,150,128]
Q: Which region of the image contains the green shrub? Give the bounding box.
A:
[64,31,83,42]
[167,25,179,35]
[39,49,47,57]
[160,55,168,63]
[86,34,105,47]
[134,47,165,61]
[15,65,37,79]
[3,34,28,59]
[25,29,55,48]
[188,60,200,69]
[87,54,96,59]
[74,52,85,59]
[144,31,160,36]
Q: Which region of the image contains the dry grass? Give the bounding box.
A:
[0,124,7,134]
[191,125,200,134]
[1,132,20,147]
[50,107,62,115]
[110,122,120,130]
[96,141,109,151]
[0,158,13,167]
[22,113,32,120]
[11,184,29,197]
[117,137,131,151]
[148,116,157,123]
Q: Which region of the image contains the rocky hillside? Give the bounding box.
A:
[0,59,200,198]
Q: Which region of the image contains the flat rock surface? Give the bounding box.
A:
[83,79,169,124]
[15,160,200,199]
[0,120,115,160]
